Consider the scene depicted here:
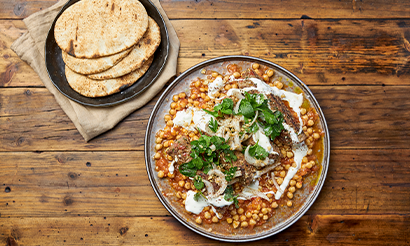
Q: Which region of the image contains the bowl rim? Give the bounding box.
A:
[145,55,330,242]
[44,0,170,107]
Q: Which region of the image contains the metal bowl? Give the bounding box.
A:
[44,0,169,107]
[145,56,330,242]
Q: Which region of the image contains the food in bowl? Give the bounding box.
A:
[153,62,324,231]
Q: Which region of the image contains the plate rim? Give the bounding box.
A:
[44,0,170,107]
[145,55,330,242]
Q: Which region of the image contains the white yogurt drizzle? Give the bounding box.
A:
[274,142,308,200]
[173,107,214,132]
[185,190,233,215]
[208,77,224,99]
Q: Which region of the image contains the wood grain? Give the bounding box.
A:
[2,0,410,19]
[1,86,409,151]
[2,19,410,88]
[0,215,409,245]
[0,150,409,218]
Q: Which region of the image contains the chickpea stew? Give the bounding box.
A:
[146,57,329,241]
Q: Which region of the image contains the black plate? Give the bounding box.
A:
[45,0,169,107]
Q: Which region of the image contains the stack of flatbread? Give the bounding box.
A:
[54,0,161,97]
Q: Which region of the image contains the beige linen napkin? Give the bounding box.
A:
[11,0,180,141]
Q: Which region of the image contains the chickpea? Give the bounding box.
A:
[231,83,238,89]
[212,216,219,223]
[195,217,202,224]
[212,72,219,78]
[287,201,293,207]
[154,153,161,159]
[261,208,268,215]
[200,93,206,99]
[233,215,239,221]
[166,120,174,127]
[184,182,191,190]
[274,81,283,89]
[300,108,307,115]
[277,177,283,185]
[280,170,286,178]
[226,218,233,224]
[287,192,294,199]
[233,221,240,229]
[180,101,187,109]
[230,210,237,216]
[157,171,164,178]
[308,119,314,126]
[169,109,176,115]
[233,72,241,78]
[267,193,273,198]
[204,212,211,219]
[307,128,313,135]
[289,186,296,194]
[193,101,200,107]
[168,172,174,178]
[224,84,231,90]
[252,63,260,70]
[192,136,199,141]
[178,180,185,187]
[181,193,187,200]
[271,202,278,208]
[172,95,179,102]
[178,92,186,99]
[266,69,274,77]
[203,80,209,86]
[237,208,244,214]
[190,93,197,100]
[307,149,313,155]
[252,213,258,220]
[241,221,249,228]
[249,219,257,226]
[194,81,201,87]
[246,212,252,218]
[263,215,269,220]
[263,74,269,82]
[285,164,290,170]
[296,182,303,189]
[313,133,320,139]
[240,215,246,221]
[176,191,181,199]
[155,144,163,151]
[259,213,263,218]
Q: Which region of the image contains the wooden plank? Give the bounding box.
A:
[2,0,410,20]
[0,215,409,245]
[2,19,410,88]
[1,85,410,151]
[0,150,409,217]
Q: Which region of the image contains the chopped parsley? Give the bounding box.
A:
[204,98,234,118]
[248,142,269,160]
[209,117,218,132]
[223,167,237,182]
[224,186,239,208]
[178,133,237,179]
[238,92,284,140]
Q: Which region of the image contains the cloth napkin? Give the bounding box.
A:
[11,0,180,141]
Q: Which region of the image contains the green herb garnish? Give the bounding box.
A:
[224,186,239,208]
[209,117,218,133]
[204,98,234,117]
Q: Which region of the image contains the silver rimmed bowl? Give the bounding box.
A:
[145,55,330,242]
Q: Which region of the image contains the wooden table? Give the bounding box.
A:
[1,0,410,245]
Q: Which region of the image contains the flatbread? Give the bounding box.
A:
[87,17,160,80]
[62,48,132,75]
[65,56,154,97]
[55,0,148,58]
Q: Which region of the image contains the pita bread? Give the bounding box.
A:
[88,17,161,80]
[55,0,148,58]
[62,48,132,75]
[65,56,153,97]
